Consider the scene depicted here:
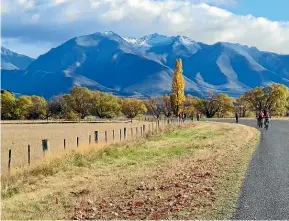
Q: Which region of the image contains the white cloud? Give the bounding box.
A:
[201,0,237,6]
[17,0,35,9]
[90,0,100,8]
[2,0,289,57]
[101,8,125,22]
[52,0,70,5]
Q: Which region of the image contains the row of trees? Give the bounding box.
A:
[1,88,147,121]
[1,91,48,120]
[2,83,288,121]
[1,59,289,121]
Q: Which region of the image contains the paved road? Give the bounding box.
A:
[212,119,289,219]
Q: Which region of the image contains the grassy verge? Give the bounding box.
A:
[272,117,289,120]
[1,122,259,220]
[207,117,289,120]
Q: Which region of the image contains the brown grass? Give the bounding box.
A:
[1,121,154,172]
[1,122,259,220]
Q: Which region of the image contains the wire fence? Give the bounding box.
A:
[3,117,188,173]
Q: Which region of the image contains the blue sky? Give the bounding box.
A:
[230,0,289,21]
[2,0,289,58]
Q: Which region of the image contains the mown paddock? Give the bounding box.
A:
[1,119,170,173]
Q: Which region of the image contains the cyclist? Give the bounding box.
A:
[257,110,264,128]
[264,110,271,129]
[235,112,239,124]
[264,110,271,118]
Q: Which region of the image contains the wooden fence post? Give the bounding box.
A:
[120,129,122,141]
[94,131,98,143]
[124,127,127,140]
[105,131,108,143]
[131,128,133,138]
[136,127,138,136]
[143,125,146,134]
[113,130,115,141]
[77,137,79,147]
[42,139,49,157]
[89,135,91,144]
[8,149,11,172]
[64,139,66,150]
[28,145,31,165]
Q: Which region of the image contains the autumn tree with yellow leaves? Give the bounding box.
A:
[170,59,185,116]
[121,98,147,122]
[243,83,289,116]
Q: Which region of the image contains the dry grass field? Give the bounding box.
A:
[2,122,260,220]
[1,121,155,172]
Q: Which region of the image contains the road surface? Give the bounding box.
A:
[212,119,289,219]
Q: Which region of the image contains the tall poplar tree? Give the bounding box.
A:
[171,58,185,116]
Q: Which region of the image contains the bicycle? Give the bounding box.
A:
[257,118,264,128]
[264,117,270,130]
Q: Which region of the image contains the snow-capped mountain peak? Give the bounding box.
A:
[1,46,35,70]
[136,33,174,47]
[123,37,138,44]
[1,46,15,56]
[176,36,196,45]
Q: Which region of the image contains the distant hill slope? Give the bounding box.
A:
[1,32,289,98]
[1,46,35,70]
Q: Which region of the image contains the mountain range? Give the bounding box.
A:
[1,46,34,70]
[1,31,289,98]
